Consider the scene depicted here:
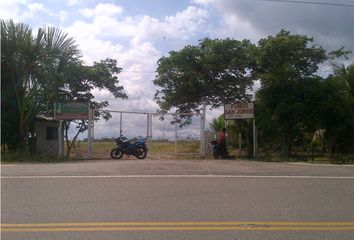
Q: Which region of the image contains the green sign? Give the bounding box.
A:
[55,102,89,120]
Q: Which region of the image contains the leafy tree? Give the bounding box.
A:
[255,30,329,159]
[256,78,326,157]
[256,30,327,86]
[320,63,354,156]
[154,38,256,126]
[56,59,127,157]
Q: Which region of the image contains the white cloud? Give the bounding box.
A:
[58,10,68,23]
[22,2,53,20]
[65,3,211,104]
[27,2,45,12]
[0,0,28,20]
[65,22,160,105]
[208,0,354,56]
[164,6,209,39]
[2,1,59,23]
[79,3,123,18]
[67,0,79,6]
[220,13,262,43]
[75,4,209,45]
[130,6,209,44]
[192,0,215,6]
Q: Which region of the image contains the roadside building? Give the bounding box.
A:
[34,116,63,155]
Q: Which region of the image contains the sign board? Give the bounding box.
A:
[224,102,254,119]
[55,102,89,120]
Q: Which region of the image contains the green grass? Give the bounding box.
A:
[149,140,200,153]
[64,140,203,160]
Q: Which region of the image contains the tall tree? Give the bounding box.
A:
[1,20,77,151]
[154,38,256,126]
[255,30,328,159]
[320,63,354,156]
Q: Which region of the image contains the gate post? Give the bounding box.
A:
[200,103,206,157]
[87,107,93,159]
[146,113,150,149]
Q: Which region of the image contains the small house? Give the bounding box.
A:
[34,116,63,155]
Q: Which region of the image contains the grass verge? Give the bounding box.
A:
[1,151,69,163]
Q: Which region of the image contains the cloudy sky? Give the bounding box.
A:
[2,0,354,139]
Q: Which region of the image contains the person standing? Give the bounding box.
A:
[219,127,228,158]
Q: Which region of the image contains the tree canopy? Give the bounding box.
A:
[254,30,329,159]
[154,38,256,125]
[254,30,352,159]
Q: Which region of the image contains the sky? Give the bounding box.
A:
[2,0,354,140]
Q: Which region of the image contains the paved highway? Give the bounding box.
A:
[1,159,354,240]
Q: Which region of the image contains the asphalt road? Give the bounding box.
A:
[1,159,354,240]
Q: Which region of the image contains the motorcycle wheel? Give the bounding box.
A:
[212,148,220,159]
[110,148,123,159]
[135,147,147,159]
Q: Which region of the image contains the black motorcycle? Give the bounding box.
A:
[210,140,228,159]
[110,135,148,159]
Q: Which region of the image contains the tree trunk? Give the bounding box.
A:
[327,141,334,160]
[312,147,315,161]
[64,122,85,158]
[281,135,289,161]
[65,126,71,157]
[17,116,28,152]
[247,121,253,158]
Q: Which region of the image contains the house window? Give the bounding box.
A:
[46,127,58,140]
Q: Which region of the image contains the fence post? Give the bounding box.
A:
[146,113,150,150]
[175,114,178,155]
[200,103,206,157]
[87,106,93,159]
[253,117,256,159]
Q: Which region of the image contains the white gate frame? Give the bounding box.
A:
[93,109,207,157]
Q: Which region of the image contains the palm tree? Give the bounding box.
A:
[209,115,225,132]
[1,20,38,151]
[332,63,354,99]
[1,19,80,151]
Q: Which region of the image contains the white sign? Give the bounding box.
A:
[224,102,254,119]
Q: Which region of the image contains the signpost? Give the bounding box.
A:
[54,102,89,120]
[224,103,254,120]
[54,102,93,159]
[224,102,256,158]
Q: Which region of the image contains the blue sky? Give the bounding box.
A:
[2,0,354,139]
